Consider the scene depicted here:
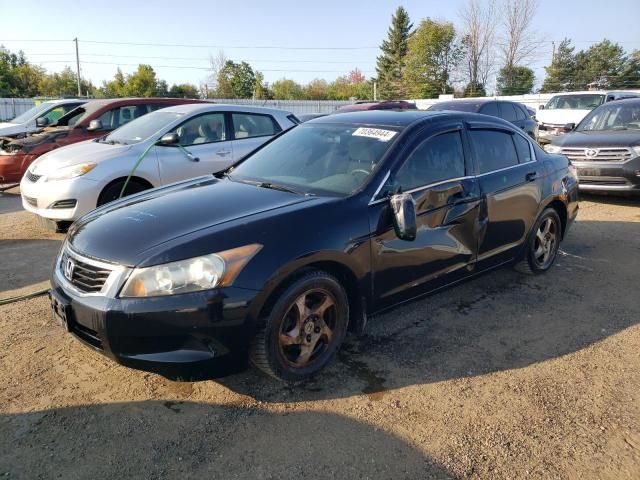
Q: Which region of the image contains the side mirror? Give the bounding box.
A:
[159,133,179,145]
[390,192,417,241]
[87,119,103,131]
[538,105,545,110]
[35,117,49,127]
[563,123,575,131]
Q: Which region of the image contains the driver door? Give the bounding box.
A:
[155,112,234,185]
[369,124,481,310]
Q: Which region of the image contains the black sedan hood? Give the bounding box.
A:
[552,130,640,148]
[68,177,316,266]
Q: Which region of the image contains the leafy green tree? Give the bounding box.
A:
[403,19,463,98]
[169,83,200,98]
[619,49,640,89]
[99,68,127,97]
[496,65,534,95]
[123,64,158,97]
[38,66,93,97]
[376,6,413,99]
[271,78,304,99]
[573,39,626,89]
[304,78,329,100]
[216,61,256,98]
[155,79,169,97]
[541,38,576,92]
[254,72,270,99]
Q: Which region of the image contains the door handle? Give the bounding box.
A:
[216,150,231,156]
[526,171,538,182]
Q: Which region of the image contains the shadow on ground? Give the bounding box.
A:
[0,239,61,294]
[217,219,640,402]
[0,401,451,479]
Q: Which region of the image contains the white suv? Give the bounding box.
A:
[20,104,297,230]
[537,90,639,144]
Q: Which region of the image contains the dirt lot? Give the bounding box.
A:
[0,187,639,479]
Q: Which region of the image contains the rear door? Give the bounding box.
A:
[230,112,282,160]
[155,111,234,185]
[469,122,542,269]
[369,122,481,309]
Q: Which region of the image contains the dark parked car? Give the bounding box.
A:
[429,99,538,140]
[545,98,640,194]
[49,110,578,382]
[0,97,207,183]
[336,100,417,113]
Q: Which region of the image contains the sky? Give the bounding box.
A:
[1,0,639,92]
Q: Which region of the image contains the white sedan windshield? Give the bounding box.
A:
[104,111,184,145]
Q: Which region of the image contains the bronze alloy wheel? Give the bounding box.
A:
[533,216,558,269]
[278,288,337,368]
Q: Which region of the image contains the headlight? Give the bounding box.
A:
[43,162,96,181]
[631,146,640,158]
[120,244,262,298]
[544,144,562,154]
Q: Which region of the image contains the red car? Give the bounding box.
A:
[0,97,208,183]
[335,100,417,113]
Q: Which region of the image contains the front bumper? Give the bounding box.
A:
[574,158,640,193]
[50,257,260,380]
[0,153,36,183]
[537,126,566,144]
[19,174,101,221]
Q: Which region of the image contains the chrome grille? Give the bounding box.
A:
[60,249,114,293]
[561,147,633,162]
[25,170,42,182]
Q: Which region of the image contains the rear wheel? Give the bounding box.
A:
[250,271,349,382]
[97,179,149,207]
[515,208,561,274]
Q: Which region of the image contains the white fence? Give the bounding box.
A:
[0,98,36,121]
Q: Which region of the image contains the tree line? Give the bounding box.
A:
[1,0,639,100]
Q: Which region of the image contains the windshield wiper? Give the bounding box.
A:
[258,182,310,195]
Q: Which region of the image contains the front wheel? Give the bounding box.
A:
[97,179,149,207]
[250,271,349,382]
[515,208,561,274]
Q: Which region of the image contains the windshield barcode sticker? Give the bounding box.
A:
[352,127,397,142]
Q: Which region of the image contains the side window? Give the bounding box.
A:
[394,131,466,190]
[44,104,79,123]
[232,113,279,139]
[500,103,519,122]
[469,129,519,173]
[514,105,527,120]
[172,113,226,146]
[480,102,499,117]
[147,103,170,113]
[513,134,533,163]
[95,108,118,130]
[95,105,147,130]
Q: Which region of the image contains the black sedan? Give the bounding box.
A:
[429,99,538,140]
[545,98,640,194]
[49,111,579,382]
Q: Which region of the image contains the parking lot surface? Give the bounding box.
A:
[1,187,639,479]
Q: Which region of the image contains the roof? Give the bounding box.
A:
[42,98,88,105]
[309,110,446,127]
[160,103,291,115]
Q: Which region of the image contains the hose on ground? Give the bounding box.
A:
[0,287,49,306]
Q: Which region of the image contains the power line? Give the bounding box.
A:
[79,40,379,50]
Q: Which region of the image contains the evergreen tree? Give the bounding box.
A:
[541,38,576,93]
[375,6,412,99]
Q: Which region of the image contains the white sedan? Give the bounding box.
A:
[20,104,298,230]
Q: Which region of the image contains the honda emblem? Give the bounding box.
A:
[64,258,75,281]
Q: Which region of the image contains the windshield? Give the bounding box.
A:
[545,94,604,110]
[577,102,640,131]
[9,103,54,124]
[104,111,184,144]
[229,124,398,196]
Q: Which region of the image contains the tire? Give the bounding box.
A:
[250,270,349,382]
[97,179,149,207]
[515,207,562,275]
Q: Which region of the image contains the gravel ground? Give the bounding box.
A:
[0,188,639,479]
